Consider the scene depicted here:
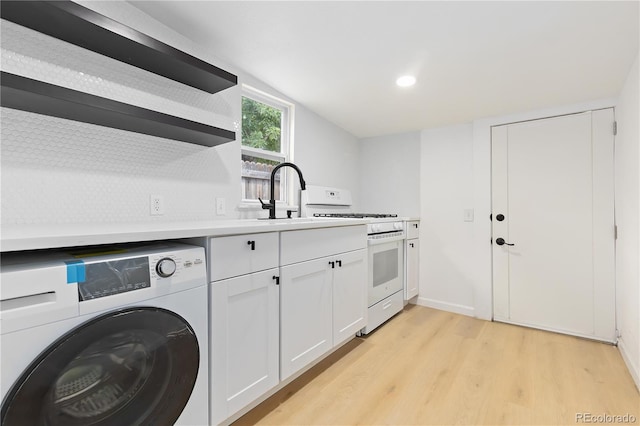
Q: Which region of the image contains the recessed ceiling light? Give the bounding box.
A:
[396,75,416,87]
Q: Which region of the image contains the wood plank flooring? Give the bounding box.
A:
[235,305,639,425]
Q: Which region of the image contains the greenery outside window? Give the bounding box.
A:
[241,85,292,203]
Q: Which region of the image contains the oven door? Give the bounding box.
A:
[368,239,404,307]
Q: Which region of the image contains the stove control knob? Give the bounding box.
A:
[371,224,380,233]
[156,257,177,278]
[393,222,403,230]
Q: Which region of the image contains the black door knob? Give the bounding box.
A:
[495,237,515,246]
[496,214,505,221]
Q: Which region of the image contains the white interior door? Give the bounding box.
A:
[492,109,615,342]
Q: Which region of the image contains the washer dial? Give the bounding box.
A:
[156,257,177,278]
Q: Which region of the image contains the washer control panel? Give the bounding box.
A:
[73,245,206,302]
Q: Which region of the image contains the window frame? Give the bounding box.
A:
[240,84,295,206]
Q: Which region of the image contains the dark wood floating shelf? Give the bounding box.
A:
[0,0,237,94]
[1,72,236,148]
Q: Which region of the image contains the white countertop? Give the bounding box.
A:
[0,218,369,252]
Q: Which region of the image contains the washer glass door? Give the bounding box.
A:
[1,307,199,426]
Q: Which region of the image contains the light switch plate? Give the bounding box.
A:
[215,197,226,215]
[464,209,474,222]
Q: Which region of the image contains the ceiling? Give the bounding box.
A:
[129,1,639,139]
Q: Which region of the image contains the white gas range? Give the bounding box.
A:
[301,185,405,334]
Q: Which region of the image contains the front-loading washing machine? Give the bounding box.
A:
[0,243,208,426]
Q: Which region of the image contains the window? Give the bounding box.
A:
[241,86,292,203]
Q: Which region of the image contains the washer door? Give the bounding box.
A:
[1,307,199,426]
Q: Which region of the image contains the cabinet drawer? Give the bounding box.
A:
[280,225,367,266]
[209,232,279,281]
[365,291,403,333]
[406,220,420,239]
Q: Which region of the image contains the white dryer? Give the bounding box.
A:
[0,243,208,426]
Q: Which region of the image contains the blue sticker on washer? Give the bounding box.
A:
[65,260,86,283]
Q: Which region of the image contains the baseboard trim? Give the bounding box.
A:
[617,338,640,392]
[416,297,475,317]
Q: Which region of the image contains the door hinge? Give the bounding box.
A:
[614,225,618,240]
[613,121,617,136]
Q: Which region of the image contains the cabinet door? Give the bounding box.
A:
[333,249,367,346]
[405,239,419,300]
[406,220,420,239]
[280,258,332,381]
[210,269,279,424]
[210,232,279,281]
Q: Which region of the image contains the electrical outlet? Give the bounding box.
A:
[215,197,226,216]
[150,195,164,216]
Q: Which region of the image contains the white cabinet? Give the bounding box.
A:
[405,239,419,300]
[280,225,367,381]
[209,233,279,425]
[405,221,420,300]
[280,225,366,265]
[406,220,420,239]
[210,269,279,424]
[333,249,367,346]
[210,225,368,421]
[280,248,368,381]
[209,232,279,281]
[280,257,333,381]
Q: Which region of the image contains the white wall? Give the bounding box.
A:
[358,132,420,216]
[417,125,476,315]
[614,50,640,390]
[0,1,360,236]
[295,107,361,208]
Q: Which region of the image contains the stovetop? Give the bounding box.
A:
[313,213,398,219]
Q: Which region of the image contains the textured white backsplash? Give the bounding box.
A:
[1,108,237,225]
[0,3,242,232]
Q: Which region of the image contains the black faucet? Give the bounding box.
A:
[259,162,306,219]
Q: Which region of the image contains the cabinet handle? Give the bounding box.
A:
[336,260,342,267]
[413,223,418,229]
[247,240,255,250]
[409,243,414,248]
[329,261,335,269]
[273,275,280,285]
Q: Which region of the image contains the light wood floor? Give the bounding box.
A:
[235,305,639,426]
